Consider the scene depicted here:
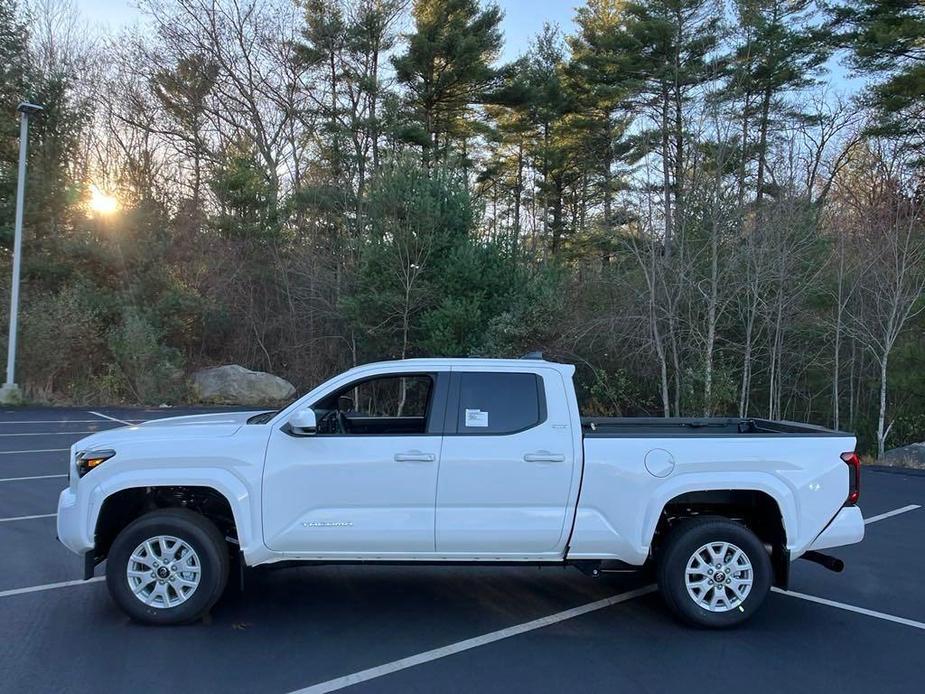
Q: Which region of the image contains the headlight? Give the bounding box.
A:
[76,449,116,477]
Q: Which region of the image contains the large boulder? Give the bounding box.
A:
[881,443,925,469]
[192,364,296,406]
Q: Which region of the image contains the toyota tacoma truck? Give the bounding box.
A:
[57,357,864,627]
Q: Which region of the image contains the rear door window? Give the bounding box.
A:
[454,372,545,435]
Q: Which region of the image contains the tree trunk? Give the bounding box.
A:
[660,85,673,251]
[739,307,755,417]
[370,47,380,171]
[513,138,524,237]
[602,123,614,233]
[755,85,772,205]
[848,339,857,429]
[648,264,671,417]
[542,122,550,239]
[551,175,564,254]
[669,316,681,417]
[767,293,784,420]
[423,105,434,168]
[876,355,889,459]
[672,31,685,234]
[703,224,719,416]
[832,253,845,430]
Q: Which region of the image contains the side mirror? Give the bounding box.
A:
[288,409,317,436]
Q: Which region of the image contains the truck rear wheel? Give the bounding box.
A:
[105,508,229,625]
[657,517,771,628]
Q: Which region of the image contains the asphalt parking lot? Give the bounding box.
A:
[0,408,923,694]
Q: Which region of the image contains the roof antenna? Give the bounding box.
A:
[520,351,544,360]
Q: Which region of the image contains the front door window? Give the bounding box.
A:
[313,374,434,435]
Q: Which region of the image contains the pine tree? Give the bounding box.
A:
[151,54,218,212]
[828,0,925,157]
[344,0,407,175]
[209,139,279,241]
[519,25,574,250]
[725,0,829,205]
[568,1,632,238]
[482,24,572,245]
[625,0,722,243]
[298,0,350,183]
[0,0,29,243]
[392,0,503,167]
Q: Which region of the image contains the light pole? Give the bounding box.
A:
[0,102,44,405]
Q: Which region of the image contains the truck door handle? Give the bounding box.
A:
[394,451,436,463]
[523,452,566,463]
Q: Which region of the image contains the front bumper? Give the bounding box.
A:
[806,505,865,552]
[56,488,94,556]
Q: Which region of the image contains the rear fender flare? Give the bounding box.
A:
[640,472,795,552]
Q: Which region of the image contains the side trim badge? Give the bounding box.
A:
[302,521,353,528]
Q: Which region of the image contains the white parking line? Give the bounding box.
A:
[772,588,925,630]
[88,411,133,426]
[0,431,95,437]
[0,474,66,483]
[864,504,921,524]
[0,448,69,455]
[288,585,658,694]
[0,419,118,424]
[0,513,56,523]
[0,576,104,599]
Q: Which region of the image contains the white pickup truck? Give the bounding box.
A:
[57,357,864,627]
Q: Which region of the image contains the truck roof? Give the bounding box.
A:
[349,357,576,375]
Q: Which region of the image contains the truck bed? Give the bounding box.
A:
[581,417,847,437]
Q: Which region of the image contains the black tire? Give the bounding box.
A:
[657,517,771,628]
[106,508,229,625]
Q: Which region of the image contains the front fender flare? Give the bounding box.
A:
[88,468,259,559]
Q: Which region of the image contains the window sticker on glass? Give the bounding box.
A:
[465,409,489,428]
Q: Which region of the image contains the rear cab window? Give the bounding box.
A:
[451,372,547,435]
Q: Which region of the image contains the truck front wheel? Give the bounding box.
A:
[105,508,229,625]
[657,517,771,628]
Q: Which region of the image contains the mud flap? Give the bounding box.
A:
[772,548,790,590]
[83,552,99,580]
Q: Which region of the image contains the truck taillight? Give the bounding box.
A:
[841,451,861,505]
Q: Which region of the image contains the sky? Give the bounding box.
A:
[74,0,580,60]
[72,0,860,91]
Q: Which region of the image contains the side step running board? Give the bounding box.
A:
[570,559,643,577]
[800,551,845,573]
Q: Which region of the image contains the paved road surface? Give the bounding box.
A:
[0,407,922,693]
